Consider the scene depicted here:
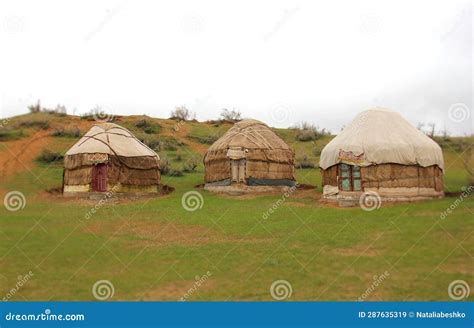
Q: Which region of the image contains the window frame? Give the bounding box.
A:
[338,164,363,191]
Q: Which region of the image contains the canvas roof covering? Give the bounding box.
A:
[65,123,159,159]
[207,119,291,152]
[319,108,444,170]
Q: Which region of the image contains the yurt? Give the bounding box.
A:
[204,119,296,191]
[63,123,160,194]
[319,108,444,202]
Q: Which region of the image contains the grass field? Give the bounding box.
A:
[0,113,472,301]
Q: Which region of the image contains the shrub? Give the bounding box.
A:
[220,108,241,122]
[80,113,95,121]
[36,150,64,164]
[18,119,50,130]
[51,127,81,138]
[183,157,199,172]
[0,129,24,141]
[168,169,184,177]
[188,135,219,145]
[160,157,171,175]
[293,122,329,142]
[170,105,194,121]
[135,119,160,134]
[28,101,41,113]
[27,101,67,116]
[295,154,315,169]
[139,135,183,152]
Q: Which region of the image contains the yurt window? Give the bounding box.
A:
[339,164,362,191]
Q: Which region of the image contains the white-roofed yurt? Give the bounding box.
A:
[63,123,160,194]
[319,108,444,201]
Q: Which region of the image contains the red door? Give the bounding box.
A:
[92,164,108,192]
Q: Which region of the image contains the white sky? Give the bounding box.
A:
[0,0,472,135]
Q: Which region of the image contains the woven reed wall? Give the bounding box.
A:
[63,153,160,186]
[322,163,443,191]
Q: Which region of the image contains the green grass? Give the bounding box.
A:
[0,129,25,141]
[0,114,472,301]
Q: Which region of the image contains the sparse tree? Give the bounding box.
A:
[220,108,242,122]
[427,122,436,138]
[55,104,67,114]
[28,100,41,113]
[170,105,192,121]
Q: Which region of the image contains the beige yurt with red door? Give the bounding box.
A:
[63,123,160,194]
[319,108,444,201]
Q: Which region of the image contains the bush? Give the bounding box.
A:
[170,105,194,121]
[313,147,322,156]
[0,129,24,141]
[220,108,241,122]
[159,157,184,177]
[18,119,50,130]
[295,155,315,169]
[139,136,183,152]
[183,157,199,172]
[135,119,160,134]
[293,122,329,142]
[188,135,219,145]
[168,169,184,177]
[80,113,95,121]
[160,157,171,175]
[36,150,64,164]
[27,101,67,116]
[51,127,81,138]
[28,101,41,113]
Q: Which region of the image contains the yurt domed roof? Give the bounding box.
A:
[207,119,291,151]
[319,108,444,170]
[65,123,159,158]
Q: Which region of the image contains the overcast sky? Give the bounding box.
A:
[0,0,472,135]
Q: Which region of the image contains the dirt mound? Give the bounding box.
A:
[0,130,52,178]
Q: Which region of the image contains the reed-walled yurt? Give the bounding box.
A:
[63,123,160,194]
[319,108,444,202]
[204,119,296,192]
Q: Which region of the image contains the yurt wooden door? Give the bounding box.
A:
[92,164,108,192]
[231,159,246,183]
